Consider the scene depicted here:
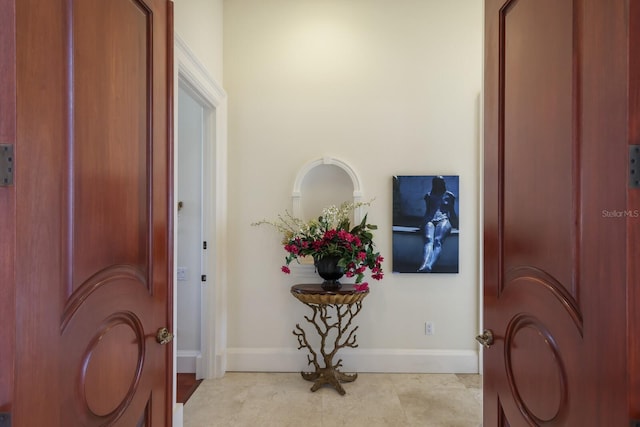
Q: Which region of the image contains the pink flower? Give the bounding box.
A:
[354,283,369,291]
[324,229,337,239]
[357,251,367,260]
[284,244,299,254]
[281,266,291,274]
[337,230,356,242]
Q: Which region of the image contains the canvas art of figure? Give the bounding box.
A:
[392,175,459,274]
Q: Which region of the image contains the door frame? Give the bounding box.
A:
[173,35,228,393]
[0,0,16,415]
[476,91,484,374]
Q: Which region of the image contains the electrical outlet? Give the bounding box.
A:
[177,267,187,281]
[425,321,435,336]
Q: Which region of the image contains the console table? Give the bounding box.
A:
[290,283,369,395]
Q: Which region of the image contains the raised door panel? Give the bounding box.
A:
[70,0,151,292]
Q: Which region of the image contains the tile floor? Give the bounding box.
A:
[183,372,482,427]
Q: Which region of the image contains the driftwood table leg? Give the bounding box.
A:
[301,367,352,395]
[293,301,364,395]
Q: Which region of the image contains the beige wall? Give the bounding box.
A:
[175,0,224,84]
[224,0,483,372]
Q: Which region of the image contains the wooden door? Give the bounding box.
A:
[2,0,174,425]
[484,0,640,425]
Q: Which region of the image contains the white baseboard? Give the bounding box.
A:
[225,348,479,374]
[173,403,184,427]
[177,350,202,373]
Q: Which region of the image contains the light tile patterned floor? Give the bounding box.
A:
[183,372,482,427]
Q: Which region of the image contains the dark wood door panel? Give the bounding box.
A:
[71,0,152,293]
[61,270,156,425]
[485,0,632,425]
[496,4,583,423]
[501,0,576,294]
[497,272,583,425]
[11,0,172,425]
[490,1,583,424]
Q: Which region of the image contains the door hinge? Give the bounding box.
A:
[630,145,640,189]
[203,241,207,250]
[0,144,14,186]
[201,274,207,282]
[0,412,11,427]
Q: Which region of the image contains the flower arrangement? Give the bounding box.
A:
[253,201,384,290]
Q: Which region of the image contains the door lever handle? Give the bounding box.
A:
[475,329,494,348]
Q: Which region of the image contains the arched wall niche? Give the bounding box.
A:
[290,157,363,272]
[292,156,363,224]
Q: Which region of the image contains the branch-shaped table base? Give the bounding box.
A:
[301,367,357,396]
[290,284,369,395]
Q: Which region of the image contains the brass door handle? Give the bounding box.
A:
[156,327,174,345]
[475,329,494,348]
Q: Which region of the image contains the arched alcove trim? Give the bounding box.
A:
[292,156,364,223]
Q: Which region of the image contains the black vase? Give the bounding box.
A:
[314,255,345,291]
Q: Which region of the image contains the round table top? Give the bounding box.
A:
[290,283,369,305]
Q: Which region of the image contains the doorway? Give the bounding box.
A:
[173,36,228,423]
[176,83,206,379]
